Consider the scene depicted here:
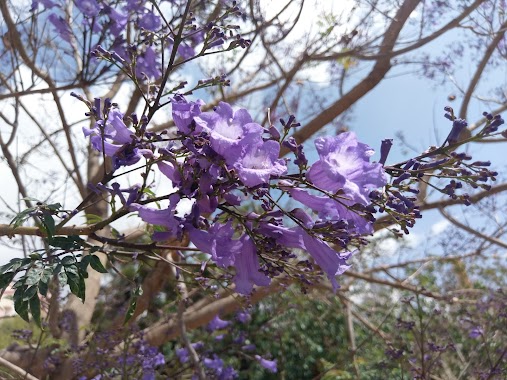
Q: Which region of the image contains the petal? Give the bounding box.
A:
[233,236,270,294]
[301,229,351,291]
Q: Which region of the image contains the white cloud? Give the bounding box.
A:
[369,229,422,257]
[430,219,450,236]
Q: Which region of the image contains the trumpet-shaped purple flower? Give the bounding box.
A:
[178,44,195,60]
[157,161,182,185]
[31,0,59,11]
[83,108,150,169]
[208,315,231,331]
[105,6,128,37]
[75,0,101,17]
[48,14,72,42]
[234,140,287,187]
[233,236,270,294]
[255,355,277,373]
[130,194,181,239]
[188,222,241,268]
[290,189,374,234]
[446,118,467,145]
[300,228,352,290]
[135,47,161,79]
[308,132,386,205]
[172,96,204,135]
[194,102,263,164]
[83,108,133,145]
[138,12,161,31]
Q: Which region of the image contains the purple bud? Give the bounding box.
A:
[93,98,101,119]
[393,172,411,185]
[483,111,493,120]
[255,355,277,373]
[446,118,468,145]
[379,139,393,165]
[268,126,281,140]
[471,161,491,167]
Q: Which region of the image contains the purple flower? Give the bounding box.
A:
[130,194,181,238]
[176,348,189,363]
[236,311,251,323]
[219,366,238,380]
[194,102,263,164]
[255,355,277,373]
[300,228,351,290]
[157,161,182,185]
[48,14,73,42]
[138,12,161,31]
[233,236,270,295]
[178,44,195,60]
[105,7,128,37]
[83,108,133,145]
[379,139,393,165]
[75,0,101,17]
[234,140,287,187]
[446,118,467,145]
[171,96,204,135]
[289,189,372,234]
[152,353,165,367]
[135,47,161,79]
[82,108,152,169]
[204,356,224,370]
[469,326,484,339]
[31,0,59,11]
[258,222,304,249]
[188,222,241,268]
[208,316,231,331]
[242,344,256,351]
[308,132,386,205]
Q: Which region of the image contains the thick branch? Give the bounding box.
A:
[459,19,507,119]
[281,0,421,154]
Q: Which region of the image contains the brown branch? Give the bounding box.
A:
[142,281,286,347]
[374,182,507,230]
[281,0,422,155]
[459,19,507,120]
[439,207,507,249]
[312,0,486,63]
[0,1,86,196]
[0,356,40,380]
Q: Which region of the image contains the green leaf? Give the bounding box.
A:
[58,271,67,285]
[40,267,53,284]
[25,268,43,286]
[68,274,86,302]
[29,294,42,328]
[21,197,40,202]
[14,297,29,322]
[90,255,107,273]
[1,258,31,273]
[38,281,48,297]
[80,255,92,268]
[61,256,77,266]
[48,236,84,250]
[77,275,86,301]
[84,214,103,224]
[53,263,63,275]
[68,278,79,298]
[10,208,37,229]
[42,211,56,239]
[0,272,15,289]
[23,286,38,301]
[29,253,42,260]
[124,285,143,324]
[46,203,62,211]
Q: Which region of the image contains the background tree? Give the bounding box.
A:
[0,0,506,378]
